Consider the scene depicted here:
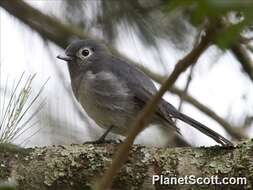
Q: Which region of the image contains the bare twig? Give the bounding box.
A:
[246,44,253,54]
[169,87,247,140]
[177,64,195,112]
[96,26,214,190]
[0,0,241,141]
[239,36,253,44]
[131,62,246,140]
[0,1,246,187]
[231,44,253,82]
[177,29,203,113]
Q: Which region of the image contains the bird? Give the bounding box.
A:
[57,39,233,146]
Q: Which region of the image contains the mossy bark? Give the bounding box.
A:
[0,141,253,190]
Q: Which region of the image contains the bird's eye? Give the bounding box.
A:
[77,47,93,60]
[81,49,90,57]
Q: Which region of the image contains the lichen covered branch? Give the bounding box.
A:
[0,142,252,190]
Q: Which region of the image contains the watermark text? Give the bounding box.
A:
[152,175,247,185]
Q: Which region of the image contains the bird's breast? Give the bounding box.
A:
[74,70,137,133]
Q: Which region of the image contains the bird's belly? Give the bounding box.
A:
[82,98,117,128]
[73,70,140,135]
[77,89,135,135]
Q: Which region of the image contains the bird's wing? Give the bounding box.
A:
[106,56,158,94]
[106,57,233,146]
[105,56,179,131]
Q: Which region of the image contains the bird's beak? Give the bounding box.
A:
[57,54,74,62]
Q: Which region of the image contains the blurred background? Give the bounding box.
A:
[0,0,253,147]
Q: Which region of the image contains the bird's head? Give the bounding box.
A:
[57,39,108,66]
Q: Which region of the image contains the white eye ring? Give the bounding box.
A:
[77,47,92,59]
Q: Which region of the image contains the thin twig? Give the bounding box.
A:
[177,29,203,113]
[0,0,240,141]
[239,36,253,44]
[177,64,195,112]
[231,43,253,82]
[170,87,247,140]
[132,60,247,140]
[96,26,214,190]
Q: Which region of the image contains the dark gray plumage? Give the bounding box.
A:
[57,39,233,146]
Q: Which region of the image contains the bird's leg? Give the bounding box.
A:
[83,126,114,144]
[96,125,114,143]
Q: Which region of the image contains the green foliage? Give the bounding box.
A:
[165,0,253,49]
[0,185,16,190]
[0,181,16,190]
[215,21,245,49]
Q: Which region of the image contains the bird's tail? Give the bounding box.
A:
[175,112,233,146]
[162,101,233,146]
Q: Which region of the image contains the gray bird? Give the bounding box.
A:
[57,39,233,146]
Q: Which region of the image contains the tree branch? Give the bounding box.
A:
[0,0,243,141]
[231,44,253,82]
[0,142,252,190]
[170,87,247,140]
[135,64,247,140]
[0,0,86,48]
[0,4,238,186]
[177,64,195,114]
[98,25,214,190]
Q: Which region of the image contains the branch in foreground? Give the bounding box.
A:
[0,0,242,142]
[0,142,252,190]
[0,1,246,187]
[97,26,214,190]
[137,64,247,140]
